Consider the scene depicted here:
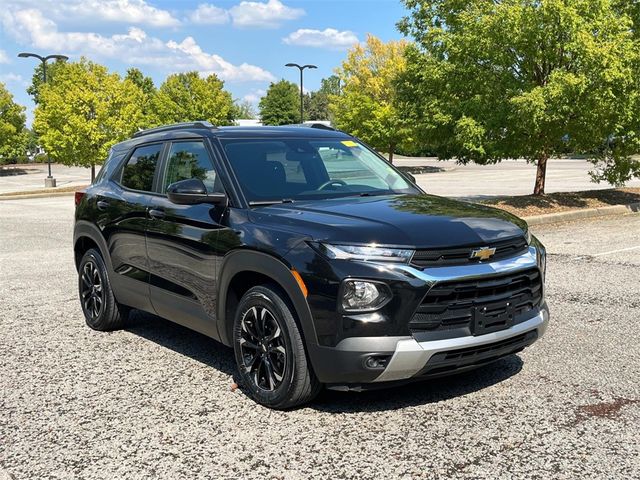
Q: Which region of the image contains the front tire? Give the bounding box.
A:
[233,285,321,409]
[78,248,129,331]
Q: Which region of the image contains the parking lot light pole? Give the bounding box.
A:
[18,52,69,188]
[285,63,317,124]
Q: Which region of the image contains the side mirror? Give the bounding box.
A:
[402,171,416,184]
[166,178,227,205]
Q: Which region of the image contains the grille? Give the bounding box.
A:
[411,236,528,268]
[409,268,542,335]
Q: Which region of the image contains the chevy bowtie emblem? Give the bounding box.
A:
[470,247,497,261]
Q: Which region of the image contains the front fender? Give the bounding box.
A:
[216,249,319,350]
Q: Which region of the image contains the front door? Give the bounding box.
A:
[145,140,228,339]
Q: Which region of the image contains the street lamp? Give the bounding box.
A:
[285,63,317,123]
[18,52,69,188]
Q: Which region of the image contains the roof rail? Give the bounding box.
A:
[132,121,216,138]
[286,122,338,131]
[306,122,337,131]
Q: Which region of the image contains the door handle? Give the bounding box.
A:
[148,208,166,219]
[96,200,110,211]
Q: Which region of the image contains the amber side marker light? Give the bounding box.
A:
[291,269,308,298]
[74,191,86,206]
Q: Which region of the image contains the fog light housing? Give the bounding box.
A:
[364,355,391,369]
[341,280,391,312]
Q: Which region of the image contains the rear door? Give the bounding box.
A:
[145,139,229,339]
[98,142,164,312]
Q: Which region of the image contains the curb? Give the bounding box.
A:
[523,202,640,225]
[0,191,76,201]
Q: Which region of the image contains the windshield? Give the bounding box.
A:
[221,138,417,204]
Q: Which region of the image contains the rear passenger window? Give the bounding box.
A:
[164,141,221,193]
[121,144,162,191]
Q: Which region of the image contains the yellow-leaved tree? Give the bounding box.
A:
[34,58,147,181]
[330,35,413,163]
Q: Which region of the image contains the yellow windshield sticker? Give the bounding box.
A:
[341,140,359,147]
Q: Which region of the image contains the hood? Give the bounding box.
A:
[249,194,528,249]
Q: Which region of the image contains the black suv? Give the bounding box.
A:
[74,121,549,409]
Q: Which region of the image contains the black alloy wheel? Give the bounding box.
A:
[239,305,287,391]
[80,260,104,320]
[233,285,321,409]
[78,248,129,331]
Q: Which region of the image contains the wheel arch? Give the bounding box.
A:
[216,250,318,351]
[73,221,112,273]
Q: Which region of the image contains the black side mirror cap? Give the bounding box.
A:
[402,171,416,184]
[166,178,227,205]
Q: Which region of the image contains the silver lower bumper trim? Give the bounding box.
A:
[373,308,549,382]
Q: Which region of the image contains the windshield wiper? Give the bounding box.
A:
[339,191,393,198]
[249,199,294,206]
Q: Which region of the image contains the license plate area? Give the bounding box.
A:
[472,301,515,335]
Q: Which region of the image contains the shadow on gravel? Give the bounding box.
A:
[310,356,524,413]
[0,167,30,177]
[397,165,447,175]
[124,310,523,412]
[125,311,236,377]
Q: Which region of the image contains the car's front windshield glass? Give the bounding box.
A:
[221,137,417,204]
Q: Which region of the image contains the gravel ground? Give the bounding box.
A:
[1,197,639,479]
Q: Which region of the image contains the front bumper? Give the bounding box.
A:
[373,303,548,382]
[313,301,549,386]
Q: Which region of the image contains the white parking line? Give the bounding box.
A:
[592,245,640,257]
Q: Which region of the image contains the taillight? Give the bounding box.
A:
[74,191,86,206]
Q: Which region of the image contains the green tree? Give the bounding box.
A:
[259,80,299,126]
[306,75,341,122]
[125,67,156,97]
[34,58,146,180]
[0,83,28,164]
[330,35,413,163]
[399,0,640,194]
[151,72,235,127]
[125,68,156,123]
[233,99,257,119]
[26,59,67,105]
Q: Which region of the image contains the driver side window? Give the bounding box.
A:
[163,141,222,193]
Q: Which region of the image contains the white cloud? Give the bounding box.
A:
[5,0,180,27]
[229,0,304,28]
[0,49,9,63]
[64,0,180,27]
[167,37,275,82]
[1,8,275,83]
[283,28,359,50]
[189,4,230,25]
[0,73,27,86]
[243,89,266,104]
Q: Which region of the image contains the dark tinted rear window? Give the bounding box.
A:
[121,144,162,192]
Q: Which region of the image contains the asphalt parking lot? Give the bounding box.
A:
[1,196,639,479]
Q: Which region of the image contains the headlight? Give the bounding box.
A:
[530,234,546,277]
[315,243,414,263]
[341,280,392,312]
[523,224,532,245]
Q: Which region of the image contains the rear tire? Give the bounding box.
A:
[78,248,129,331]
[233,285,321,409]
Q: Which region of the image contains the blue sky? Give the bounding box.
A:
[0,0,408,125]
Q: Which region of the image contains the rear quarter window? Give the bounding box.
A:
[121,144,162,192]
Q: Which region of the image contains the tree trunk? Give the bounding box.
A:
[388,146,394,164]
[533,154,548,195]
[91,164,95,183]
